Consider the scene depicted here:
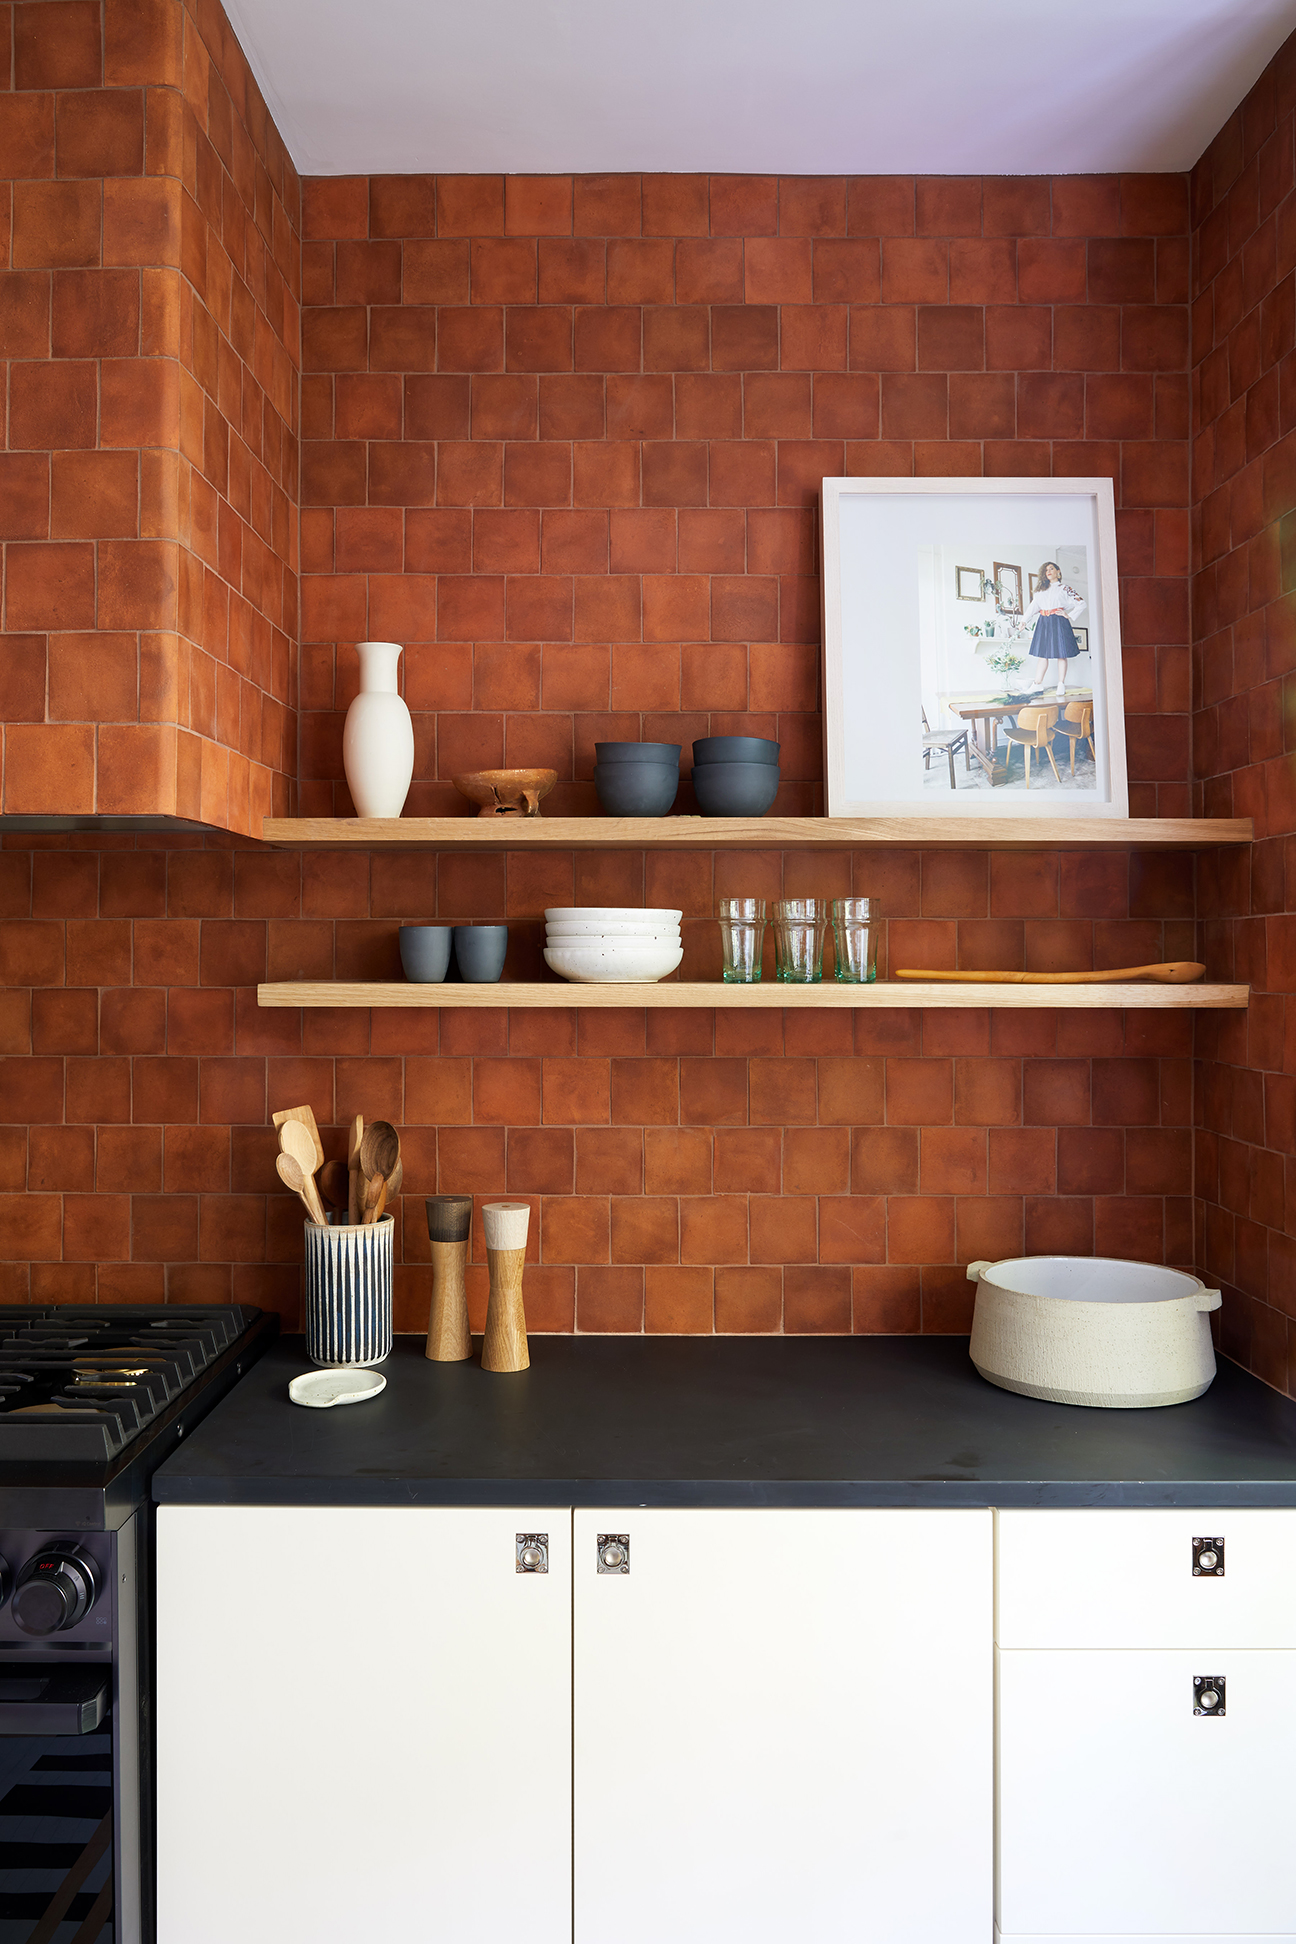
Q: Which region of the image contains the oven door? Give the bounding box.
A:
[0,1676,115,1941]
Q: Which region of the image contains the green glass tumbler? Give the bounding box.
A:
[831,898,880,982]
[773,899,827,983]
[717,898,766,982]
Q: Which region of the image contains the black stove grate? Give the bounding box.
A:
[0,1307,258,1461]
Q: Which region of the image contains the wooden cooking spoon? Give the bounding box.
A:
[279,1118,329,1208]
[894,962,1206,985]
[276,1150,328,1226]
[272,1104,324,1172]
[317,1159,351,1213]
[359,1121,400,1225]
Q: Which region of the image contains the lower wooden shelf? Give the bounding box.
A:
[257,981,1249,1011]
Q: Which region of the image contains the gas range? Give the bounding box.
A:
[0,1303,277,1944]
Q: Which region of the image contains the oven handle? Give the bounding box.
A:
[0,1667,109,1735]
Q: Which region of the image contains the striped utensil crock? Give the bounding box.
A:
[303,1216,394,1367]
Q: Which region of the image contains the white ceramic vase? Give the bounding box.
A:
[343,640,414,818]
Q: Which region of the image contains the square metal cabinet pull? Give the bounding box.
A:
[1192,1536,1224,1576]
[1194,1675,1226,1716]
[597,1533,629,1574]
[516,1533,548,1573]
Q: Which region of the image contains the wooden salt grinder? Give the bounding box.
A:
[481,1201,530,1373]
[424,1195,473,1363]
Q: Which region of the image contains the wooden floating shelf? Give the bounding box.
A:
[258,981,1249,1012]
[263,816,1252,853]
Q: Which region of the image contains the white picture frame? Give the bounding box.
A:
[820,477,1129,819]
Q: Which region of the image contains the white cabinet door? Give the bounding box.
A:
[156,1506,571,1944]
[998,1647,1296,1938]
[573,1507,992,1944]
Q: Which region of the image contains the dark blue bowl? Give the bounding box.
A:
[692,736,780,767]
[594,764,679,817]
[594,741,681,766]
[691,761,780,817]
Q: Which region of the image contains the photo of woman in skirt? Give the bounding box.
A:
[1020,562,1085,698]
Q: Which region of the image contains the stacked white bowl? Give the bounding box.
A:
[543,907,683,983]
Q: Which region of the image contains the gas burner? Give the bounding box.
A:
[0,1308,262,1459]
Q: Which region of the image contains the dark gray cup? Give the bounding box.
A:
[452,925,508,982]
[399,925,453,982]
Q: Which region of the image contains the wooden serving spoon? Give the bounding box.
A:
[276,1150,328,1226]
[272,1104,324,1172]
[359,1121,400,1225]
[894,962,1206,985]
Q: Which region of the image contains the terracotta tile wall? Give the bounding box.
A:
[0,829,1197,1332]
[0,0,299,834]
[1192,30,1296,1392]
[298,170,1192,818]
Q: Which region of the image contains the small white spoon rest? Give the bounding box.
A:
[288,1369,387,1409]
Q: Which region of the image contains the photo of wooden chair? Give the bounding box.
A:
[922,709,970,789]
[1053,700,1095,777]
[1000,704,1061,787]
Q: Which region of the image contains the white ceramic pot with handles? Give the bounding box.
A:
[966,1255,1222,1409]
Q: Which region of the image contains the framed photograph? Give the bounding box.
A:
[820,477,1128,819]
[993,562,1023,614]
[955,565,984,601]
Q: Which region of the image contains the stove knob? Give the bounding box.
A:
[12,1548,100,1636]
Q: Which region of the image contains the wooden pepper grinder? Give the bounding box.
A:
[481,1201,530,1373]
[424,1195,473,1362]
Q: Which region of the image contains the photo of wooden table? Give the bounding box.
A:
[943,691,1093,778]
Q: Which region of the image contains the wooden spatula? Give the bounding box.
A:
[894,962,1206,984]
[347,1114,364,1225]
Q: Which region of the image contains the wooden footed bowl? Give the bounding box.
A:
[453,768,558,818]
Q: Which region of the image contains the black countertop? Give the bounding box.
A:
[150,1335,1296,1509]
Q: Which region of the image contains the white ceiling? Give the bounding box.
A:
[227,0,1296,179]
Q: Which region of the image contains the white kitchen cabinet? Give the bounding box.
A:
[156,1505,572,1944]
[997,1648,1296,1941]
[572,1507,992,1944]
[996,1509,1296,1944]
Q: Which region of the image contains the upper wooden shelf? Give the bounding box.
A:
[258,980,1248,1012]
[262,816,1253,852]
